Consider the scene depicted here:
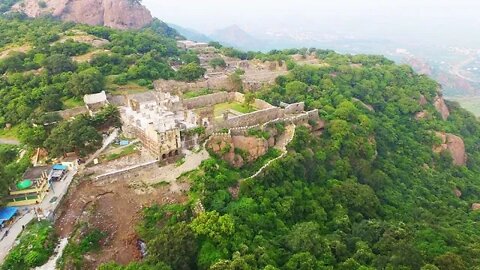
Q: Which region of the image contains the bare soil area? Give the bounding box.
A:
[55,175,189,268]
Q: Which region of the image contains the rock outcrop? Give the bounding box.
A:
[418,95,428,106]
[12,0,153,29]
[207,134,270,168]
[453,188,462,198]
[472,203,480,211]
[415,110,428,120]
[434,132,467,166]
[433,94,450,120]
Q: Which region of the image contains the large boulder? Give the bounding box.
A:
[433,94,450,120]
[472,203,480,211]
[434,132,467,166]
[207,134,270,168]
[232,135,269,162]
[13,0,153,29]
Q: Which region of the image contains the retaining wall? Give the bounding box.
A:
[56,107,89,119]
[95,160,159,182]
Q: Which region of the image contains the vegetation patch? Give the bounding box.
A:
[183,88,214,99]
[57,227,107,270]
[103,143,138,162]
[214,102,255,117]
[247,127,270,139]
[450,96,480,116]
[1,221,57,270]
[61,97,85,109]
[0,125,20,139]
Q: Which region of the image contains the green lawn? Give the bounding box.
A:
[102,144,138,162]
[214,102,256,117]
[183,88,214,99]
[449,96,480,116]
[62,97,84,109]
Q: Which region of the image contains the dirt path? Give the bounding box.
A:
[274,124,295,151]
[35,238,68,270]
[0,138,20,145]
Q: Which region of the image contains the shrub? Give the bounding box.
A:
[2,221,57,270]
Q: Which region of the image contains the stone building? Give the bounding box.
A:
[84,91,109,115]
[121,92,198,161]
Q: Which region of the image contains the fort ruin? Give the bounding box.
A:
[119,86,321,162]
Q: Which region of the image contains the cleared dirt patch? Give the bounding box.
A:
[0,44,31,59]
[55,175,188,268]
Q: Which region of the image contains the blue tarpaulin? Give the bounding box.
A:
[52,164,67,171]
[0,207,17,225]
[119,140,129,146]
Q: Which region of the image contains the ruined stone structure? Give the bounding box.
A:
[120,88,322,165]
[84,91,109,115]
[121,92,197,161]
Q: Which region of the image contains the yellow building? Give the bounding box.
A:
[6,166,50,207]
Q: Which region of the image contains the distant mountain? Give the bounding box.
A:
[210,25,264,51]
[169,23,211,43]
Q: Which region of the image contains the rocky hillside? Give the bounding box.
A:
[11,0,152,29]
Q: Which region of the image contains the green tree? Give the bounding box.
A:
[67,67,105,97]
[176,62,205,82]
[148,222,198,270]
[44,117,102,157]
[209,57,227,69]
[190,211,235,245]
[285,252,317,270]
[18,125,47,148]
[434,253,466,270]
[42,54,76,75]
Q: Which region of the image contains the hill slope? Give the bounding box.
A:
[11,0,153,29]
[105,53,480,270]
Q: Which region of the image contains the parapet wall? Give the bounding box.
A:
[183,92,232,109]
[95,160,159,182]
[284,102,305,114]
[219,107,284,129]
[183,91,276,111]
[154,76,234,94]
[56,106,89,119]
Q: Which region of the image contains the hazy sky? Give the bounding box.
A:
[143,0,480,48]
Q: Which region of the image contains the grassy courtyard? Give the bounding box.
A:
[213,102,256,117]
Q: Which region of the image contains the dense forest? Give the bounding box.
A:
[102,52,480,269]
[2,13,480,270]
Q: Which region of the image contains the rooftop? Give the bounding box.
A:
[84,91,107,105]
[22,166,50,180]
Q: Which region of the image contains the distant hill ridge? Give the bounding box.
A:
[11,0,153,29]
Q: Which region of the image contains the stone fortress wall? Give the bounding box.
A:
[182,91,319,130]
[182,91,275,111]
[218,108,284,129]
[183,92,231,110]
